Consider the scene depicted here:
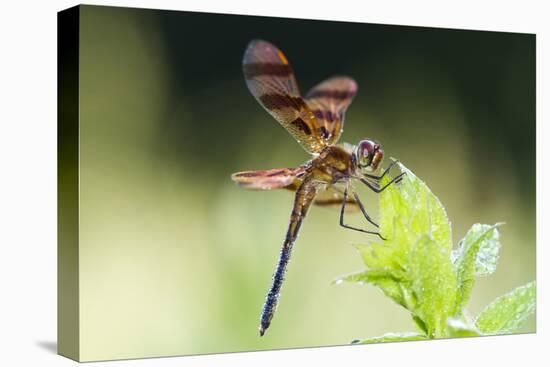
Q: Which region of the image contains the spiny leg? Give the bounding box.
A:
[351,191,379,228]
[338,161,404,240]
[360,172,405,193]
[363,159,400,180]
[339,186,384,240]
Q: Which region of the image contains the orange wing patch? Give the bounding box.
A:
[277,50,289,65]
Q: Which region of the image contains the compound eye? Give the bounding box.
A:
[357,140,375,167]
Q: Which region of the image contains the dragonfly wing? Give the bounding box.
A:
[231,167,306,190]
[306,76,358,146]
[242,40,328,154]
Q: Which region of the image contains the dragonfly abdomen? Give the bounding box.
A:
[260,243,292,335]
[259,178,317,336]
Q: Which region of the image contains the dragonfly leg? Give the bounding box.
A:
[363,159,400,181]
[351,191,379,228]
[360,172,405,193]
[339,187,385,240]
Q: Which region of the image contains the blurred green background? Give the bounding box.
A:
[76,5,535,361]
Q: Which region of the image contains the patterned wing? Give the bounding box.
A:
[306,76,358,146]
[242,40,328,154]
[231,167,306,190]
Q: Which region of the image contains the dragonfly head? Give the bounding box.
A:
[354,139,384,172]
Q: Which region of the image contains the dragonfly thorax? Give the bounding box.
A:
[308,145,356,184]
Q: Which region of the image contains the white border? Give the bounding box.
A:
[0,1,547,366]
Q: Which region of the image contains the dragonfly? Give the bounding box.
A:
[231,40,404,336]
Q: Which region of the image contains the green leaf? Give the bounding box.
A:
[335,269,411,309]
[474,230,501,277]
[379,163,452,254]
[378,164,456,338]
[335,269,404,285]
[446,317,481,337]
[351,332,427,344]
[412,315,428,335]
[339,163,456,339]
[337,162,534,343]
[454,223,503,312]
[353,242,403,272]
[475,281,536,335]
[408,235,457,338]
